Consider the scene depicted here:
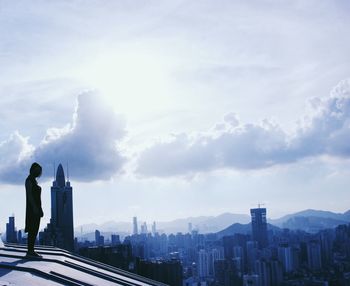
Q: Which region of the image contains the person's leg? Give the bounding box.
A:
[27,230,35,252]
[32,217,40,251]
[27,217,41,256]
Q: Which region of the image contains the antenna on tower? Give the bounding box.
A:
[258,202,265,209]
[67,161,69,181]
[53,161,56,181]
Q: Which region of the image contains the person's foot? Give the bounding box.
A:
[25,250,42,258]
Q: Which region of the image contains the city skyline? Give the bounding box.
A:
[3,205,349,285]
[2,204,350,235]
[1,1,350,229]
[4,206,350,239]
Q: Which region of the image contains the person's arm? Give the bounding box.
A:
[26,180,40,215]
[38,185,44,217]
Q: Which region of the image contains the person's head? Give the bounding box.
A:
[30,162,42,178]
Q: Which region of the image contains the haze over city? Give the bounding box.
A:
[1,0,350,231]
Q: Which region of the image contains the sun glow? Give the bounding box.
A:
[76,49,172,118]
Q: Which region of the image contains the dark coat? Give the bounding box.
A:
[25,175,43,233]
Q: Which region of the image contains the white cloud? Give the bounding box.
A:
[0,131,34,182]
[0,91,126,184]
[136,79,350,177]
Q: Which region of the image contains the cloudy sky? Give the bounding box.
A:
[1,0,350,231]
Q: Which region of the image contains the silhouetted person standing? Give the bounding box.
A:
[25,162,44,258]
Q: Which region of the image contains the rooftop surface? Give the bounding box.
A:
[0,240,167,286]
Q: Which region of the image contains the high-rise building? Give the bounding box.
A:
[99,235,105,246]
[250,207,268,249]
[270,260,283,286]
[94,230,105,246]
[233,246,244,261]
[41,163,74,251]
[223,236,235,259]
[152,221,156,235]
[233,246,244,274]
[320,230,334,267]
[188,222,192,233]
[95,230,101,246]
[133,217,138,235]
[307,240,322,270]
[17,230,22,244]
[278,244,294,273]
[198,249,209,278]
[209,247,224,276]
[141,222,148,234]
[111,234,120,246]
[252,260,283,286]
[255,259,271,286]
[214,259,240,286]
[246,240,258,272]
[6,216,17,243]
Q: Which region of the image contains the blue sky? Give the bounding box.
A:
[1,0,350,230]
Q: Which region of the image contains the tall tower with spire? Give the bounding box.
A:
[40,163,74,251]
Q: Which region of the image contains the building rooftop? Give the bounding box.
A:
[55,163,66,187]
[0,239,168,286]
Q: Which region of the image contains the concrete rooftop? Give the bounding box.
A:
[0,240,167,286]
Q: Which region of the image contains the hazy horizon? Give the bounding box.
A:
[2,204,349,234]
[1,1,350,231]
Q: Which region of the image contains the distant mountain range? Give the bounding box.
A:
[269,209,350,225]
[268,209,350,233]
[75,209,350,238]
[157,213,251,234]
[75,213,251,237]
[216,223,281,238]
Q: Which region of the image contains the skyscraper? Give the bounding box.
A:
[307,240,322,270]
[141,222,148,234]
[255,259,271,286]
[209,248,224,276]
[278,244,294,273]
[246,240,258,272]
[111,234,120,246]
[95,230,101,246]
[233,246,244,272]
[41,163,74,251]
[6,216,17,243]
[250,207,268,249]
[133,217,138,235]
[198,249,209,278]
[188,222,193,233]
[214,259,240,285]
[152,221,157,235]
